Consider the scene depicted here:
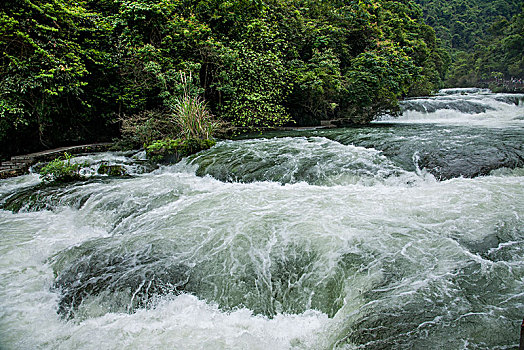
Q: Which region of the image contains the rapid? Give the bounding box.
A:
[1,88,523,349]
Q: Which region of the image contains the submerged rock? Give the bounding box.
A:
[52,239,190,319]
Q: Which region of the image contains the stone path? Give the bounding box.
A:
[0,143,112,179]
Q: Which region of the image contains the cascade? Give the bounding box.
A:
[1,89,523,349]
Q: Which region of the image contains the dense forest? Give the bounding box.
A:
[0,0,447,158]
[0,0,522,159]
[415,0,523,86]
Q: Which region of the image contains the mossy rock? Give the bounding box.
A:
[97,164,128,176]
[146,138,216,163]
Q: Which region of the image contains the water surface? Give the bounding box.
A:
[1,89,523,349]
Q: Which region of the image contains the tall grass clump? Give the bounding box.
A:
[170,95,217,140]
[134,71,219,162]
[169,71,219,141]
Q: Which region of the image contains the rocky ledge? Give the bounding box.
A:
[0,143,112,179]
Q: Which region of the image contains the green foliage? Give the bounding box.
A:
[415,0,521,51]
[345,44,416,120]
[39,153,84,183]
[211,44,293,129]
[168,72,219,139]
[97,163,127,176]
[415,0,523,85]
[1,0,451,158]
[145,137,216,162]
[292,49,343,122]
[120,70,219,161]
[121,71,219,162]
[119,109,176,147]
[451,8,524,85]
[0,0,117,157]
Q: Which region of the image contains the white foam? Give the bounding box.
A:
[53,295,329,350]
[1,91,523,348]
[386,91,524,127]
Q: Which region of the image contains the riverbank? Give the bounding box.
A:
[0,143,112,179]
[478,79,524,93]
[0,122,336,179]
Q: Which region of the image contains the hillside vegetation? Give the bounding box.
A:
[1,0,448,157]
[415,0,523,87]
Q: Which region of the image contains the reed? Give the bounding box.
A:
[168,72,219,141]
[170,94,218,140]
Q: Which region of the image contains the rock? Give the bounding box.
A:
[97,164,128,176]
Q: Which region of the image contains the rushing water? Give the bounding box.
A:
[1,89,523,349]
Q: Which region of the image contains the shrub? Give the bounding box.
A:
[119,71,220,162]
[167,71,219,140]
[119,110,178,148]
[39,153,84,183]
[118,71,219,159]
[97,163,128,176]
[145,138,216,163]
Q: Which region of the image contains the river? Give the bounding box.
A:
[1,88,523,349]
